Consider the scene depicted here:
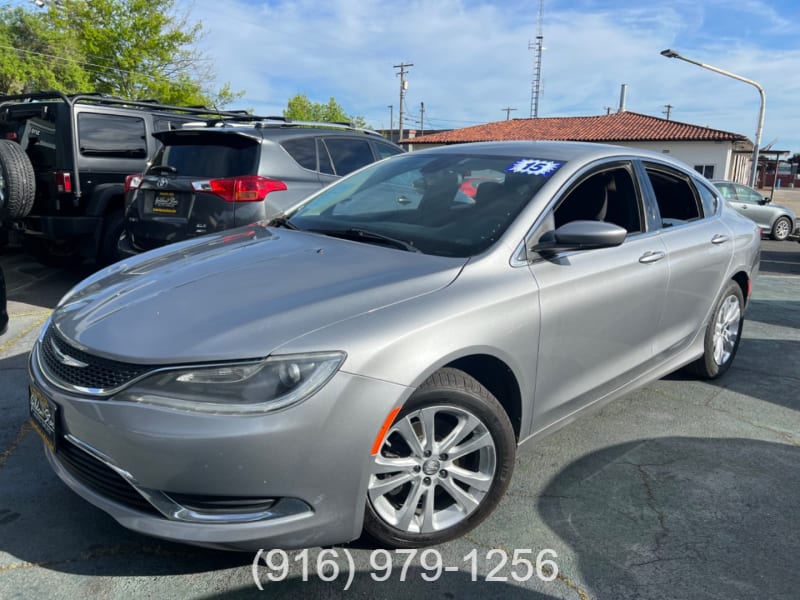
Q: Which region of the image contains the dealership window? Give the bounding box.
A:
[694,164,715,179]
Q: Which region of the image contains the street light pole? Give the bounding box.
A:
[661,49,765,187]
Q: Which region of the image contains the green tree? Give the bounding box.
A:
[0,0,240,107]
[283,93,368,128]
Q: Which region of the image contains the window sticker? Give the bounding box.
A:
[505,158,563,177]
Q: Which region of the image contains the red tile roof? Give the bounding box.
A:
[404,112,748,145]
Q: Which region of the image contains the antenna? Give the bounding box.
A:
[528,0,545,118]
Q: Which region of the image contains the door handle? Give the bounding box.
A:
[711,234,729,245]
[639,250,666,264]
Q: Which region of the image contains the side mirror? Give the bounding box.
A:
[531,220,627,254]
[760,197,771,205]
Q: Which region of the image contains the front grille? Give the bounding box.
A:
[40,326,151,392]
[56,438,162,517]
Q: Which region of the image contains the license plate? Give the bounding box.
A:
[29,385,59,452]
[153,192,178,214]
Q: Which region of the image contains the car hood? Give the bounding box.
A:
[51,226,466,364]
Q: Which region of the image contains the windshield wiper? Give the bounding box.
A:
[267,215,300,230]
[310,227,420,253]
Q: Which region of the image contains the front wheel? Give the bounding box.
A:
[687,281,744,379]
[363,368,515,548]
[771,216,792,241]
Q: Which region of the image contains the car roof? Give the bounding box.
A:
[408,140,694,169]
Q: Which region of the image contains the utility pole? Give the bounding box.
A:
[394,62,413,140]
[529,0,545,118]
[420,101,425,134]
[501,107,517,120]
[663,104,673,120]
[388,105,393,139]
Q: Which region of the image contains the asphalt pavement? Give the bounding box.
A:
[1,237,798,600]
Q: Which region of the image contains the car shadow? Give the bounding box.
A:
[536,436,800,600]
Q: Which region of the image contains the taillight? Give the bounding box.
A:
[125,173,144,193]
[55,171,72,193]
[191,175,287,202]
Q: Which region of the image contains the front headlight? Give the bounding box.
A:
[114,352,345,415]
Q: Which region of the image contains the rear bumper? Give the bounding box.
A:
[23,215,101,240]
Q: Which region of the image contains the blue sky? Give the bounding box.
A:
[182,0,799,154]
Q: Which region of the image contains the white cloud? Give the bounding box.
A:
[185,0,800,152]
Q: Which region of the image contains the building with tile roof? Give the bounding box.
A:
[402,111,754,183]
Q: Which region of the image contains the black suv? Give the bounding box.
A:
[119,119,403,256]
[0,91,253,266]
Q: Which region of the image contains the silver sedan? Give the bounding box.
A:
[711,179,797,240]
[28,141,760,550]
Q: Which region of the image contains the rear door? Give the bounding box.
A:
[638,162,732,358]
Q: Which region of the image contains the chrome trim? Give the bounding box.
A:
[34,338,263,398]
[62,434,310,524]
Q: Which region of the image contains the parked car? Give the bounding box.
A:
[0,265,7,336]
[0,91,262,266]
[119,121,404,256]
[28,141,760,551]
[711,180,797,240]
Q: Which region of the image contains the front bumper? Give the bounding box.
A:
[29,345,410,551]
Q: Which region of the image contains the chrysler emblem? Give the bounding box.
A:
[51,339,88,368]
[156,177,169,188]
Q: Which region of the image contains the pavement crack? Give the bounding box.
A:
[0,421,32,470]
[0,312,50,354]
[462,534,592,600]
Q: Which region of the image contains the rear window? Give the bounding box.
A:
[154,134,259,178]
[1,106,59,169]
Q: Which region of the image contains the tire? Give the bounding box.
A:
[687,281,744,379]
[0,140,36,219]
[24,237,84,268]
[771,216,792,241]
[97,209,125,266]
[363,367,515,548]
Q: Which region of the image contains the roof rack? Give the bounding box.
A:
[0,90,262,120]
[180,116,382,136]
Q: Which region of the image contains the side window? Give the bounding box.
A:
[323,137,374,175]
[281,137,317,171]
[715,183,736,201]
[735,184,763,203]
[697,183,719,217]
[643,164,701,227]
[77,113,147,158]
[554,166,643,234]
[373,141,403,160]
[694,164,715,179]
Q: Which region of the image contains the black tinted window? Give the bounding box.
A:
[281,137,317,170]
[78,113,146,158]
[156,135,258,177]
[643,164,701,226]
[374,141,403,160]
[323,137,374,175]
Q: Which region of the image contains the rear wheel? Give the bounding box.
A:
[771,216,792,241]
[0,140,36,219]
[97,209,125,266]
[687,281,744,379]
[364,368,515,548]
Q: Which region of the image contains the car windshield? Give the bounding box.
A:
[286,153,563,257]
